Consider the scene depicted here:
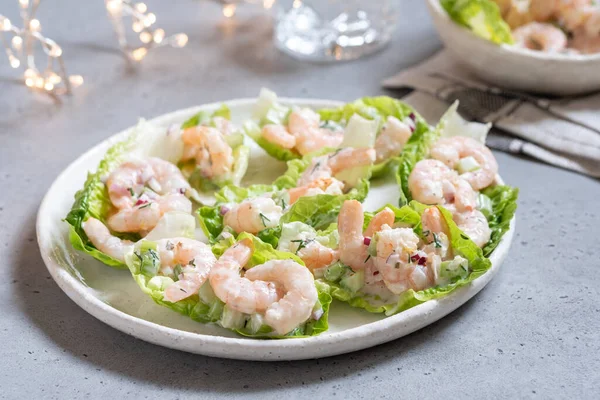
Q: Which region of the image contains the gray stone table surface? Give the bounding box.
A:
[1,0,598,398]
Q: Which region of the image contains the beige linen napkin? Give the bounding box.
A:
[383,51,600,178]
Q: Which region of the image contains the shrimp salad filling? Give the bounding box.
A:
[277,200,491,315]
[66,90,517,338]
[126,233,331,337]
[245,89,427,177]
[442,0,600,55]
[197,146,377,245]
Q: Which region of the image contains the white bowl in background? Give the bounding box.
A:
[426,0,600,96]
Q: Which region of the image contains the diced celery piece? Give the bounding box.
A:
[457,156,481,174]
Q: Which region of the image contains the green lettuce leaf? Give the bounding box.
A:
[481,184,519,257]
[243,121,299,162]
[318,203,491,316]
[126,232,331,338]
[181,104,231,130]
[441,0,514,45]
[65,131,140,269]
[396,109,446,206]
[67,106,240,268]
[245,89,297,161]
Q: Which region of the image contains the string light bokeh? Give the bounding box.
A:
[0,0,83,95]
[104,0,188,62]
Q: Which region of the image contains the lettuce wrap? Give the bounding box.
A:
[66,106,248,269]
[278,202,491,316]
[197,147,372,246]
[178,104,250,191]
[125,232,331,338]
[318,96,432,179]
[395,101,518,256]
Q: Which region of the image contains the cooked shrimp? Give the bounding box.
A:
[529,0,560,22]
[408,159,477,212]
[298,147,376,187]
[209,238,280,314]
[373,225,428,294]
[491,0,513,17]
[421,207,451,258]
[105,157,192,233]
[106,157,191,210]
[452,209,492,248]
[296,240,339,271]
[287,177,344,204]
[422,206,491,249]
[223,197,283,234]
[82,217,133,262]
[107,193,192,233]
[338,201,394,271]
[374,116,413,163]
[182,126,234,179]
[212,116,235,136]
[504,4,535,29]
[364,207,395,237]
[556,0,596,31]
[338,200,368,270]
[156,238,217,303]
[262,124,297,149]
[513,22,568,52]
[288,108,344,155]
[244,259,319,335]
[430,137,498,190]
[570,28,600,53]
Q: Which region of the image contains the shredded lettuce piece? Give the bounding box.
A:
[481,184,519,257]
[126,232,331,338]
[441,0,514,45]
[318,202,492,316]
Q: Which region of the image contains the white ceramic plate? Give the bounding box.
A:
[37,98,515,361]
[426,0,600,96]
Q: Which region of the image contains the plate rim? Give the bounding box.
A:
[36,97,516,361]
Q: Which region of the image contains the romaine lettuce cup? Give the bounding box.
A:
[125,232,331,338]
[65,106,249,269]
[278,202,491,316]
[178,105,250,192]
[318,96,432,179]
[244,89,424,174]
[396,101,518,257]
[197,144,375,246]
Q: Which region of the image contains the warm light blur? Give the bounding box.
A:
[12,36,23,50]
[223,4,236,18]
[135,2,147,13]
[173,33,188,48]
[153,28,165,44]
[131,47,148,61]
[29,18,41,31]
